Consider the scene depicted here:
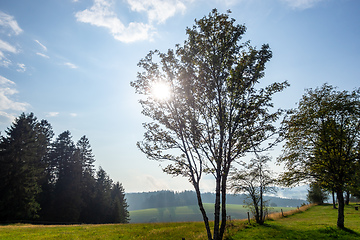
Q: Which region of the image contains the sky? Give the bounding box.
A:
[0,0,359,195]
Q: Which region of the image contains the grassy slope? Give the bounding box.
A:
[1,204,359,239]
[129,203,295,223]
[228,203,360,239]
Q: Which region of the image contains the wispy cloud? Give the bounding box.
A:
[75,0,188,43]
[34,39,47,51]
[64,62,78,69]
[0,11,23,36]
[0,75,29,123]
[36,52,50,58]
[127,0,186,24]
[16,63,26,72]
[70,113,78,117]
[280,0,324,10]
[0,12,21,68]
[0,39,17,54]
[0,39,16,67]
[46,112,60,117]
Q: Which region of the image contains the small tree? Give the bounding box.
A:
[307,182,328,204]
[230,155,276,224]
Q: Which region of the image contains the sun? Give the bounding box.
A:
[151,82,172,101]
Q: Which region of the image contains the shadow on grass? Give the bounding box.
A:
[343,227,360,235]
[228,222,360,240]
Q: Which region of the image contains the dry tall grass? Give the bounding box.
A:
[266,204,314,221]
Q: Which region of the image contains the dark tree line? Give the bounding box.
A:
[0,113,129,224]
[126,190,198,211]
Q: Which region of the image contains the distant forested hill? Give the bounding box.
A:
[126,190,307,211]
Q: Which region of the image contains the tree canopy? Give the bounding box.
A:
[131,9,288,240]
[278,83,360,228]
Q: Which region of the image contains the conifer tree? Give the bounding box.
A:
[0,113,53,221]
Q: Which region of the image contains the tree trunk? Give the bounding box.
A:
[219,173,228,240]
[345,191,350,205]
[332,191,337,209]
[260,185,264,224]
[337,189,345,229]
[193,182,212,240]
[213,166,222,240]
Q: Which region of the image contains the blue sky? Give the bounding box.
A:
[0,0,359,195]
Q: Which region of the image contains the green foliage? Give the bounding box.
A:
[0,113,129,224]
[278,83,360,228]
[0,113,53,221]
[131,8,288,240]
[230,155,276,224]
[307,182,328,204]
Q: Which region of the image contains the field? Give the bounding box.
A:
[129,203,295,223]
[0,204,359,239]
[229,203,360,239]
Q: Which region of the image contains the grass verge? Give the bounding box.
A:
[226,203,360,239]
[1,204,359,239]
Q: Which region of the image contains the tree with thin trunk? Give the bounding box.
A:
[230,155,276,224]
[278,84,360,229]
[131,9,288,240]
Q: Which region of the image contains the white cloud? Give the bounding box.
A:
[70,113,78,117]
[280,0,324,10]
[75,0,153,43]
[0,39,17,54]
[0,39,18,68]
[0,75,29,122]
[127,0,187,24]
[46,112,60,117]
[0,75,15,85]
[16,63,26,72]
[75,0,188,43]
[0,57,11,68]
[64,62,78,69]
[36,52,50,58]
[0,11,23,36]
[34,39,47,51]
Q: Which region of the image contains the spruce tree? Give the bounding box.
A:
[0,113,52,221]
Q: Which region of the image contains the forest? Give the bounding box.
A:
[0,113,129,224]
[126,190,306,211]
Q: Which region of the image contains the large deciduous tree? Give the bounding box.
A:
[131,9,288,240]
[278,84,360,229]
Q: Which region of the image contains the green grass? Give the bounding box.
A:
[129,203,295,223]
[1,204,359,239]
[0,222,210,240]
[228,203,360,239]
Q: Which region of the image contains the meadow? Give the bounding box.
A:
[0,204,359,239]
[129,203,295,223]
